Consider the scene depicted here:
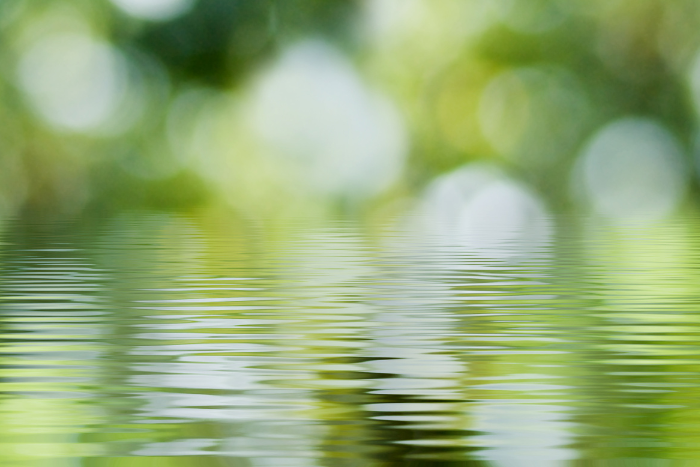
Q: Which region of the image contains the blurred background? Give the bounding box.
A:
[2,0,700,225]
[6,3,700,464]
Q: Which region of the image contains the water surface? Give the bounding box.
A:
[2,214,700,466]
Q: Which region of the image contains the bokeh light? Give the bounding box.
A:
[18,32,127,132]
[0,0,698,223]
[246,40,406,200]
[418,163,552,259]
[573,117,688,222]
[110,0,194,21]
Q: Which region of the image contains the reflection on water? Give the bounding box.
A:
[3,213,700,465]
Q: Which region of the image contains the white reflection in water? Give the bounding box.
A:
[17,32,128,132]
[574,117,688,222]
[0,251,109,463]
[133,438,216,456]
[418,163,552,259]
[247,40,407,199]
[473,402,576,466]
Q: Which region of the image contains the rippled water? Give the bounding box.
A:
[3,213,700,466]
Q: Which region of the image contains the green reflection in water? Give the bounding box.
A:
[2,213,700,465]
